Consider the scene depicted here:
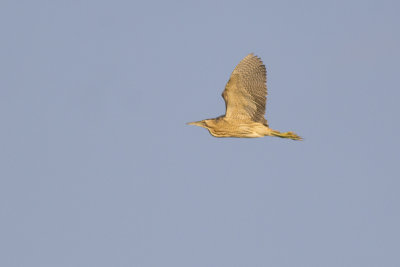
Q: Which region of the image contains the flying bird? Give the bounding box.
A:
[187,53,302,140]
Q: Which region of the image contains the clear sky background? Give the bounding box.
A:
[1,0,399,266]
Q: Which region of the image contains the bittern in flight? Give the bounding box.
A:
[187,53,302,140]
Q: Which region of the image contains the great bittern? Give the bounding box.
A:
[187,53,302,140]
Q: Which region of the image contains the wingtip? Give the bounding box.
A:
[245,52,262,61]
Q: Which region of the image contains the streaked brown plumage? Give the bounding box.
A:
[187,53,302,140]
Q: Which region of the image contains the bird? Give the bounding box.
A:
[187,53,302,140]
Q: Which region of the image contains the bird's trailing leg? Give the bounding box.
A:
[270,130,303,141]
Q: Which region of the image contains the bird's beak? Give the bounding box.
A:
[186,121,205,127]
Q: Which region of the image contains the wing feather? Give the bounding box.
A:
[222,53,268,124]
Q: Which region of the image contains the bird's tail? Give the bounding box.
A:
[270,130,302,141]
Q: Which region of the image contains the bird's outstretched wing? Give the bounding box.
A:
[222,53,267,124]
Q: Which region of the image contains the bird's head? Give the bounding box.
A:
[186,120,208,128]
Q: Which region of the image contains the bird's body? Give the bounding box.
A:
[188,53,302,140]
[193,117,269,138]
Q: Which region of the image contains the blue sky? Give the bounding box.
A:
[1,0,399,266]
